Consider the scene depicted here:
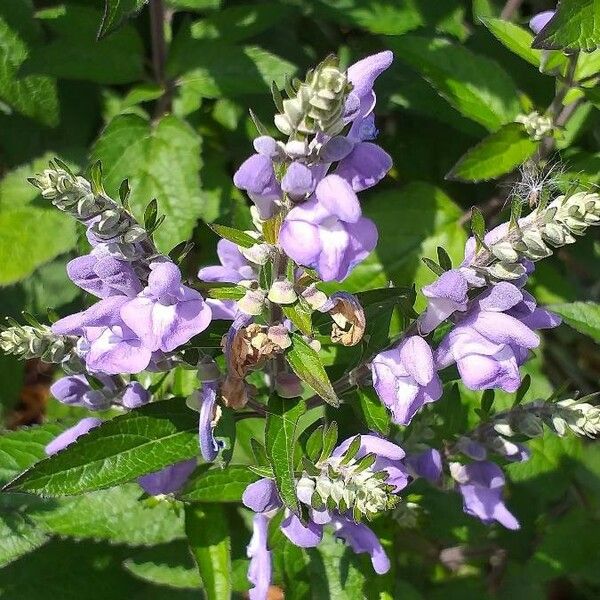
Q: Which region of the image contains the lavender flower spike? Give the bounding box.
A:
[451,461,519,530]
[121,261,212,353]
[371,336,443,425]
[45,417,102,456]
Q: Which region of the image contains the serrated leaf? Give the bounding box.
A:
[185,503,232,600]
[99,0,148,39]
[180,465,259,503]
[23,6,144,84]
[480,18,543,67]
[352,388,391,436]
[0,3,58,126]
[286,334,338,406]
[548,301,600,342]
[533,0,600,52]
[447,122,539,182]
[207,223,257,248]
[91,113,205,253]
[265,396,306,514]
[30,484,185,545]
[5,398,198,496]
[123,542,202,589]
[391,35,520,131]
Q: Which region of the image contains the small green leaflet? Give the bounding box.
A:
[548,302,600,342]
[208,223,258,248]
[286,334,339,407]
[352,388,391,436]
[5,398,198,496]
[185,504,232,600]
[180,465,259,503]
[447,123,539,182]
[265,396,306,515]
[533,0,600,52]
[99,0,148,39]
[480,18,542,67]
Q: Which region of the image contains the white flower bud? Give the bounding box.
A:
[267,279,297,305]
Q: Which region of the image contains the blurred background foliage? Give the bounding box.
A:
[0,0,599,598]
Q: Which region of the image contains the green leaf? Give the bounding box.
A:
[352,388,391,436]
[180,465,259,503]
[168,0,221,9]
[5,398,198,496]
[391,35,520,131]
[124,543,202,589]
[548,301,600,342]
[0,513,48,568]
[207,223,257,248]
[339,183,467,312]
[0,2,58,126]
[91,114,204,253]
[204,285,246,300]
[448,123,539,182]
[0,163,77,286]
[265,395,306,514]
[168,35,296,99]
[30,484,185,545]
[282,302,313,336]
[23,5,144,84]
[189,3,292,43]
[99,0,148,39]
[286,334,339,407]
[480,18,543,67]
[533,0,600,52]
[185,503,232,600]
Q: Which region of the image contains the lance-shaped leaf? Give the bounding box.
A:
[208,223,258,248]
[179,465,259,503]
[533,0,600,52]
[480,18,543,67]
[447,123,539,182]
[548,302,600,342]
[99,0,148,39]
[185,504,232,600]
[351,388,391,436]
[265,396,306,515]
[286,333,339,406]
[4,399,198,497]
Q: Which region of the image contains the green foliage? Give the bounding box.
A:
[91,114,204,252]
[549,301,600,342]
[533,0,600,52]
[449,122,539,182]
[99,0,148,39]
[481,18,543,67]
[392,35,520,131]
[265,395,306,514]
[6,399,198,496]
[180,465,259,503]
[185,503,232,600]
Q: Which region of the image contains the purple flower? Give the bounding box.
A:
[247,514,272,600]
[121,261,212,353]
[50,375,91,405]
[371,336,443,425]
[345,51,393,129]
[281,161,316,200]
[436,282,560,392]
[406,448,443,485]
[198,381,221,462]
[53,296,153,375]
[333,519,390,574]
[45,417,102,456]
[451,461,519,530]
[529,10,555,34]
[198,239,256,320]
[121,381,149,408]
[334,142,392,192]
[233,154,281,219]
[279,175,377,281]
[420,269,470,335]
[138,459,197,496]
[67,247,142,298]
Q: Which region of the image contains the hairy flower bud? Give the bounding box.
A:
[0,322,74,363]
[516,112,553,141]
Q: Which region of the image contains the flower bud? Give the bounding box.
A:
[237,288,266,316]
[267,279,297,305]
[301,284,328,310]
